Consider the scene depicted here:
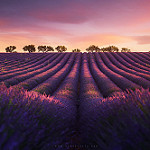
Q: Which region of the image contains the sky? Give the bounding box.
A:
[0,0,150,52]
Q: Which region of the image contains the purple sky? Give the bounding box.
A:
[0,0,150,52]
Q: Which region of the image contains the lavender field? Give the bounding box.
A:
[0,52,150,150]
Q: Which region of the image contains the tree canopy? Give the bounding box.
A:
[5,46,16,53]
[23,45,36,53]
[38,46,54,53]
[100,46,119,52]
[55,46,67,52]
[121,48,131,52]
[86,45,100,52]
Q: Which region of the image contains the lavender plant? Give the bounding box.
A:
[0,83,76,150]
[79,88,150,150]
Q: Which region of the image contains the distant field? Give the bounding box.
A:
[0,52,150,150]
[0,52,150,97]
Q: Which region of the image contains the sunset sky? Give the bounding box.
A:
[0,0,150,52]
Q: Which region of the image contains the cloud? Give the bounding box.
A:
[133,36,150,44]
[69,34,132,46]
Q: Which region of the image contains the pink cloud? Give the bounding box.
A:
[69,34,132,46]
[133,36,150,44]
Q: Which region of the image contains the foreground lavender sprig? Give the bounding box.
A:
[0,83,76,150]
[79,88,150,150]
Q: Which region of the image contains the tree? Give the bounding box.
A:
[121,48,131,52]
[5,46,16,53]
[47,46,54,52]
[55,46,67,52]
[38,46,47,53]
[72,48,81,52]
[23,45,36,53]
[86,45,100,52]
[38,46,54,53]
[100,46,119,52]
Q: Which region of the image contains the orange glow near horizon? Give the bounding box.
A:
[0,0,150,52]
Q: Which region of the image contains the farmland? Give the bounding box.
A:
[0,52,150,150]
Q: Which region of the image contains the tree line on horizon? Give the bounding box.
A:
[5,45,132,53]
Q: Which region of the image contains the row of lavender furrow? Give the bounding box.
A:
[33,53,76,96]
[105,52,150,81]
[0,53,42,72]
[138,52,150,62]
[4,55,63,87]
[117,52,150,72]
[8,53,66,89]
[0,53,47,73]
[0,53,54,76]
[8,53,49,69]
[145,52,150,56]
[52,53,81,104]
[0,54,59,83]
[0,53,39,61]
[124,52,150,68]
[88,53,122,97]
[94,53,140,91]
[0,54,57,81]
[111,52,150,75]
[100,52,150,89]
[0,53,42,68]
[14,53,71,91]
[78,54,104,144]
[79,53,103,101]
[131,52,150,65]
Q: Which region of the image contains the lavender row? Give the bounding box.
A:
[79,53,103,102]
[94,53,140,91]
[124,52,150,68]
[33,53,76,96]
[0,53,58,83]
[111,52,150,75]
[131,52,150,65]
[0,53,44,73]
[53,53,81,104]
[118,52,150,72]
[100,52,150,89]
[89,53,122,97]
[138,52,150,63]
[0,53,47,74]
[12,53,68,90]
[105,52,150,81]
[0,53,43,69]
[0,53,54,75]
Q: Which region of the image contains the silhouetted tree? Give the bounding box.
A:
[101,46,119,52]
[23,45,36,53]
[38,46,46,53]
[121,48,131,52]
[86,45,100,52]
[72,48,81,52]
[55,46,67,52]
[47,46,54,52]
[38,46,54,53]
[5,46,16,53]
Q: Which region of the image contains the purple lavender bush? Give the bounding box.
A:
[0,83,76,150]
[79,88,150,150]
